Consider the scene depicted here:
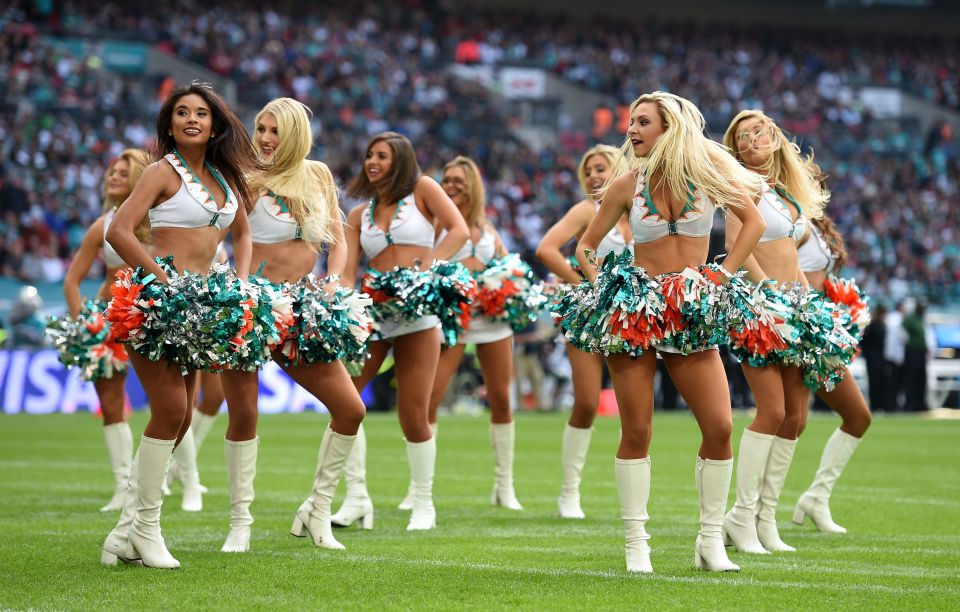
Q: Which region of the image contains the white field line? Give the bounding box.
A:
[257,550,958,594]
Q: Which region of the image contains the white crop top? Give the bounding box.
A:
[440,226,497,265]
[757,183,806,244]
[629,172,715,244]
[360,194,435,259]
[249,193,302,244]
[149,153,238,230]
[102,210,126,268]
[594,204,632,259]
[798,224,835,273]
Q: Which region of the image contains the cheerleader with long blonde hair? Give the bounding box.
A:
[57,149,151,513]
[721,110,853,556]
[536,144,633,519]
[215,97,368,554]
[556,91,766,573]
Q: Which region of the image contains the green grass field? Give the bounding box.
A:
[1,410,958,610]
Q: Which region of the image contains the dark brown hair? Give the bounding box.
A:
[811,214,848,269]
[347,131,421,205]
[155,81,259,212]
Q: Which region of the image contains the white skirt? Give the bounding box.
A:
[461,316,513,345]
[375,315,440,341]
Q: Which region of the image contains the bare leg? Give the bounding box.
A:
[813,369,872,438]
[605,352,657,459]
[428,343,466,424]
[477,337,515,424]
[392,328,441,443]
[196,371,225,417]
[661,351,733,460]
[281,358,365,435]
[96,375,127,426]
[566,344,603,429]
[742,364,787,435]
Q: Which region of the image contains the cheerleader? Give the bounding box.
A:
[557,92,766,572]
[331,132,469,531]
[58,149,150,512]
[100,82,257,569]
[535,144,632,519]
[216,97,367,553]
[792,215,871,533]
[721,110,839,554]
[412,155,533,512]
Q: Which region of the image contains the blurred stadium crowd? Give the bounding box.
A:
[1,0,958,307]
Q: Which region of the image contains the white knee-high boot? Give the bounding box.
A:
[793,428,861,533]
[330,423,374,529]
[615,457,653,573]
[101,449,141,565]
[558,424,592,519]
[128,436,179,569]
[723,428,774,554]
[191,408,219,451]
[173,427,203,512]
[292,426,357,549]
[406,437,437,531]
[399,422,436,510]
[101,422,133,512]
[756,436,797,552]
[490,422,523,510]
[221,437,258,553]
[695,457,740,571]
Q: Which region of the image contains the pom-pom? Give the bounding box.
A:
[471,254,547,333]
[722,273,792,367]
[823,276,871,341]
[552,250,667,356]
[278,275,373,366]
[46,299,129,381]
[361,261,476,346]
[106,257,268,373]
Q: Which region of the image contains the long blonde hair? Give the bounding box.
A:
[577,144,619,201]
[103,148,152,244]
[722,110,828,219]
[608,92,762,210]
[442,155,486,228]
[248,97,339,247]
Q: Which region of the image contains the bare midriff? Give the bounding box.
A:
[633,235,709,277]
[368,244,434,273]
[150,226,221,275]
[752,238,803,284]
[252,240,319,284]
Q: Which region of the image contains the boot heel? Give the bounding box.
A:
[290,515,307,537]
[101,549,119,565]
[722,527,732,547]
[359,510,374,530]
[694,551,704,570]
[792,505,807,526]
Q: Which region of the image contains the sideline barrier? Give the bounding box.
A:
[0,349,370,414]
